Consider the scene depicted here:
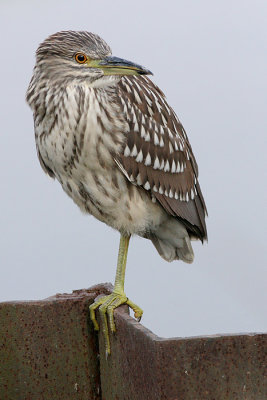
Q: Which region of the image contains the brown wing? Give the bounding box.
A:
[116,75,207,240]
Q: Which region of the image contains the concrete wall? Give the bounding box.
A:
[0,283,266,399]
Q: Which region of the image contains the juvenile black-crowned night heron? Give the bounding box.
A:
[26,31,207,354]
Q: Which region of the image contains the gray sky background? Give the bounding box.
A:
[0,0,266,338]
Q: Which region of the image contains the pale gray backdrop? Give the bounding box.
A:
[0,0,266,338]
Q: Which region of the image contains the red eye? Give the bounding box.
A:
[75,53,87,64]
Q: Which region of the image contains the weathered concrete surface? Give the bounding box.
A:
[1,283,266,400]
[0,284,111,400]
[99,308,267,400]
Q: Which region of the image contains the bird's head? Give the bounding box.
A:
[34,31,152,85]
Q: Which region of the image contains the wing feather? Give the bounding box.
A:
[116,75,207,240]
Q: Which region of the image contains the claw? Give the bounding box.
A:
[89,291,143,355]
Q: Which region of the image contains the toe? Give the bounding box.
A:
[126,299,143,321]
[107,297,124,332]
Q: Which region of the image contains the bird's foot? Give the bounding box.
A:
[89,290,143,355]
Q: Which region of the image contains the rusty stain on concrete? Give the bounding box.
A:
[0,283,111,400]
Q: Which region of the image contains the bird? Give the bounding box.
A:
[26,31,207,355]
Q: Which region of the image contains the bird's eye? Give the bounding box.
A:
[75,53,87,64]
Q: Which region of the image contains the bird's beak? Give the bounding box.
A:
[87,56,153,76]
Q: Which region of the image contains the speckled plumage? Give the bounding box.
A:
[26,31,207,263]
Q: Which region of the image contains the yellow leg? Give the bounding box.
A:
[89,234,143,355]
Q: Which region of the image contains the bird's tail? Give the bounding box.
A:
[150,218,194,263]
